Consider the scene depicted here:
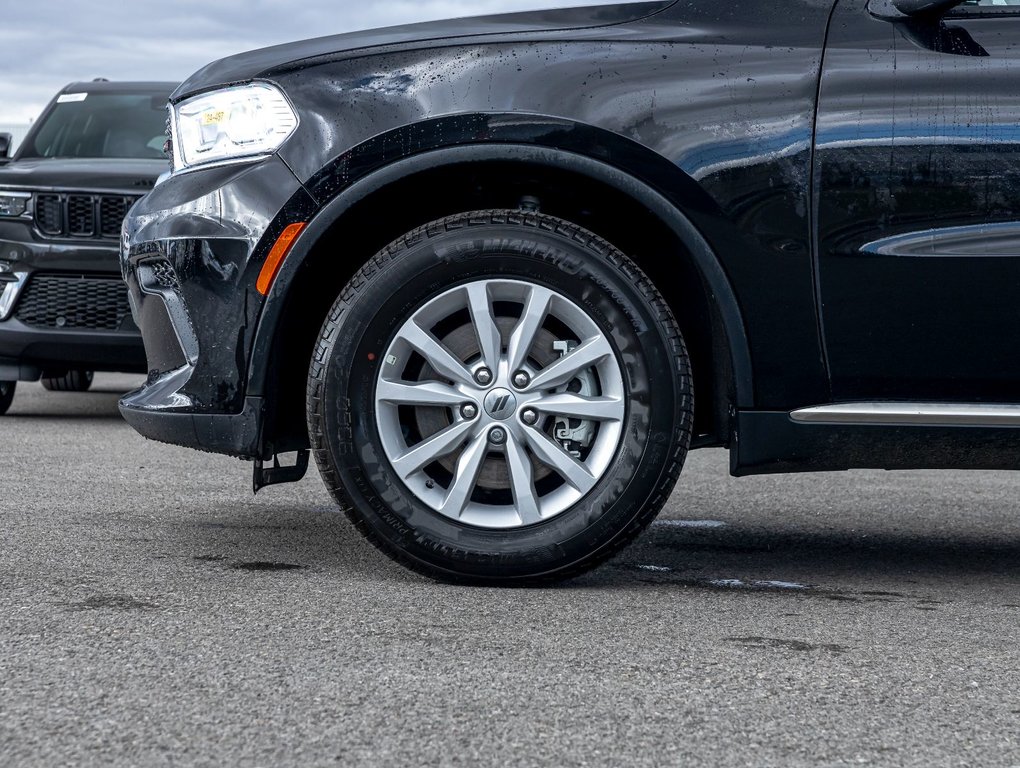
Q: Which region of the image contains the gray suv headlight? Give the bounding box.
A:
[0,190,30,218]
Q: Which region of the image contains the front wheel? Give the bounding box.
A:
[0,381,15,415]
[308,211,693,584]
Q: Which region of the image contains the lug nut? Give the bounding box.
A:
[488,427,508,445]
[461,403,478,420]
[520,409,539,426]
[512,371,531,389]
[475,368,493,386]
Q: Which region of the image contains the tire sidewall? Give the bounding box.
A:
[0,381,15,415]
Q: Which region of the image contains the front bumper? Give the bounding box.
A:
[0,223,144,379]
[118,155,314,458]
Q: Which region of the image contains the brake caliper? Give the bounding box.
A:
[552,340,598,458]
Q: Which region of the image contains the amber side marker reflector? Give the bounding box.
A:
[257,222,307,295]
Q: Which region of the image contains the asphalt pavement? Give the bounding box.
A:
[2,374,1019,767]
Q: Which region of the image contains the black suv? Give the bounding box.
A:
[0,81,176,414]
[120,0,1020,583]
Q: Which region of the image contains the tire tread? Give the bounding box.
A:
[307,210,693,584]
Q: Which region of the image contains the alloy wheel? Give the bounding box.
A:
[374,279,626,529]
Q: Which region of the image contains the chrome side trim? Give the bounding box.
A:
[790,402,1020,427]
[859,221,1020,258]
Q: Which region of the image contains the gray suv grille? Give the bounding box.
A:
[32,193,139,240]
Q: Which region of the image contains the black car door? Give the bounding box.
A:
[814,0,1020,402]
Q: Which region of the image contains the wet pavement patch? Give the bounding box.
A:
[708,578,810,591]
[726,636,848,654]
[69,594,158,611]
[616,564,815,594]
[613,564,949,608]
[859,590,907,598]
[232,561,306,572]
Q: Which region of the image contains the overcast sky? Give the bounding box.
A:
[0,1,618,123]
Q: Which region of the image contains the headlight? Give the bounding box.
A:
[0,191,30,218]
[171,82,298,172]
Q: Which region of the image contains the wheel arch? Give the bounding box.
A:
[251,118,753,454]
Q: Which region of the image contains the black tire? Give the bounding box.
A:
[307,211,693,584]
[41,369,94,393]
[0,381,15,416]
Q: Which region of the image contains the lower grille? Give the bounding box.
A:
[147,259,181,291]
[15,275,132,331]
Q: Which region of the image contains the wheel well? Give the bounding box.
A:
[262,160,736,454]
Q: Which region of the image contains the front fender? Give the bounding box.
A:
[248,116,754,411]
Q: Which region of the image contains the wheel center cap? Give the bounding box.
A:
[483,388,517,420]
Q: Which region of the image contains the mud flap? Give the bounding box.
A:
[253,449,310,493]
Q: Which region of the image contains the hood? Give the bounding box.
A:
[175,1,675,99]
[0,158,168,193]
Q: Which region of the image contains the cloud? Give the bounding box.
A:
[1,1,617,123]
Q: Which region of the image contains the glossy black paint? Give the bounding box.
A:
[733,412,1020,475]
[255,132,753,394]
[125,1,833,418]
[121,156,315,411]
[815,0,1020,401]
[175,2,675,95]
[275,4,836,410]
[121,0,1020,473]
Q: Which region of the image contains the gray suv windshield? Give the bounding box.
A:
[20,91,168,160]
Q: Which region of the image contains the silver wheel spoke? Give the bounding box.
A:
[527,336,615,392]
[507,284,555,374]
[524,428,598,494]
[466,282,502,373]
[377,379,467,408]
[391,419,475,479]
[376,278,624,529]
[440,433,489,518]
[505,431,542,525]
[399,323,475,387]
[533,393,624,422]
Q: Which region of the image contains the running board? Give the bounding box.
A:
[790,402,1020,427]
[733,409,1020,476]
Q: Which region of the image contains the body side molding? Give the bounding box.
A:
[791,402,1020,427]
